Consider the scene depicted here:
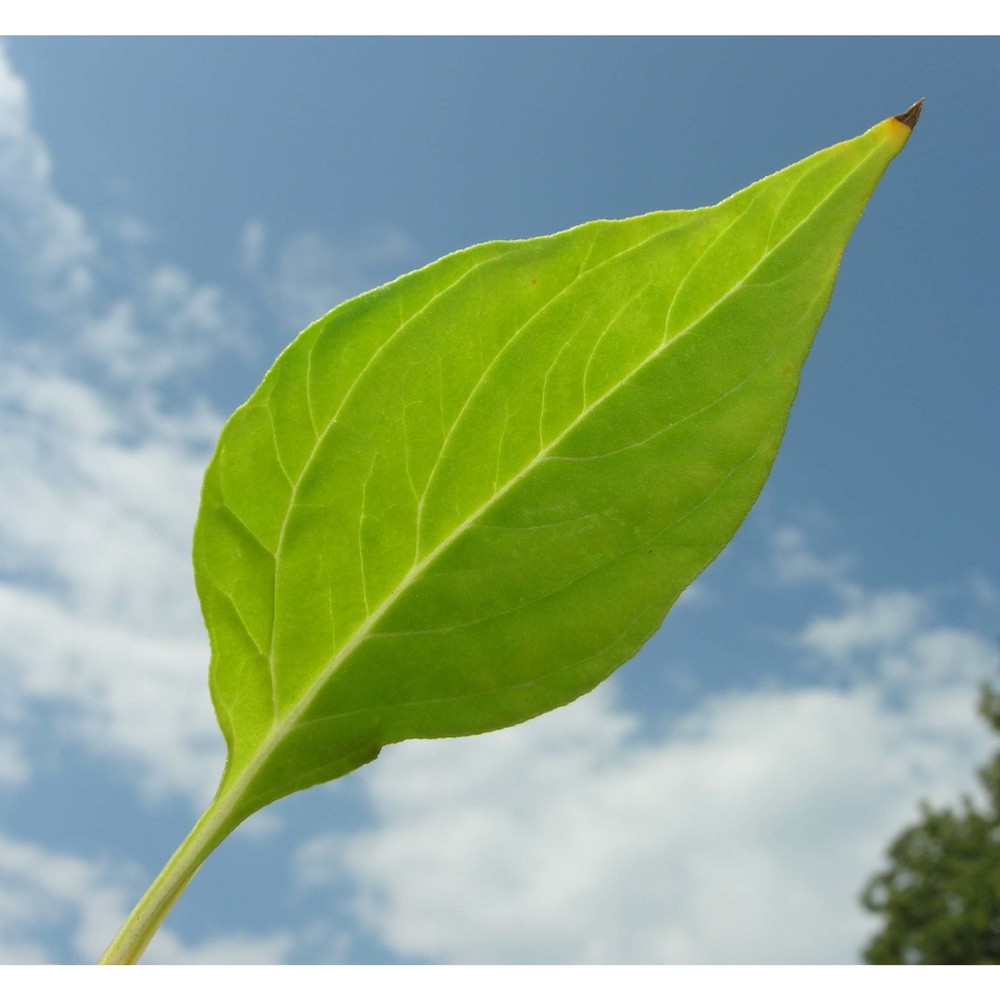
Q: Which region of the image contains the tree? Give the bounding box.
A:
[861,683,1000,963]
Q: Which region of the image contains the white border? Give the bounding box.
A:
[1,3,999,36]
[0,964,995,995]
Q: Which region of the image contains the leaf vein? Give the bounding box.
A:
[304,335,319,438]
[206,579,268,659]
[415,221,678,556]
[238,135,891,802]
[264,250,506,682]
[662,195,759,343]
[292,589,673,736]
[764,156,824,251]
[274,136,885,720]
[580,282,652,408]
[259,402,293,485]
[375,436,763,639]
[548,343,783,465]
[215,503,276,558]
[538,336,575,448]
[358,453,377,616]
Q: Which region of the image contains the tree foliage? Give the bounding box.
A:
[861,683,1000,964]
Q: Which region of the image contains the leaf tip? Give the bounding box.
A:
[893,99,925,131]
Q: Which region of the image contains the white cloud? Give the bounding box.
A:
[0,829,135,963]
[0,359,225,801]
[770,525,859,599]
[144,928,295,965]
[105,212,153,247]
[800,590,927,662]
[77,262,252,385]
[240,218,266,274]
[0,42,250,386]
[296,542,997,963]
[0,828,295,964]
[0,42,95,310]
[0,584,221,801]
[970,571,1000,610]
[240,218,416,333]
[0,42,234,805]
[270,226,414,334]
[673,579,711,609]
[0,736,30,788]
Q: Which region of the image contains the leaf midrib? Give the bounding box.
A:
[261,221,681,701]
[222,135,887,807]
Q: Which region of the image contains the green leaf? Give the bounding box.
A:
[99,104,921,963]
[197,108,918,821]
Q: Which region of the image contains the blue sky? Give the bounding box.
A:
[0,36,998,964]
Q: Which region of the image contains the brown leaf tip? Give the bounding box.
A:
[894,99,925,130]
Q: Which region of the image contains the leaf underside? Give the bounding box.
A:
[193,114,911,822]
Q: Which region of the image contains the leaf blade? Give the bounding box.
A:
[194,111,915,818]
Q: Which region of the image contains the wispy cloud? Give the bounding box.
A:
[0,829,130,963]
[800,590,927,662]
[266,226,415,334]
[0,45,251,390]
[0,46,94,312]
[0,42,231,804]
[769,524,859,599]
[240,218,267,276]
[0,328,225,798]
[0,827,295,964]
[0,736,29,788]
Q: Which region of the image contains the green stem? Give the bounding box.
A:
[98,784,242,965]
